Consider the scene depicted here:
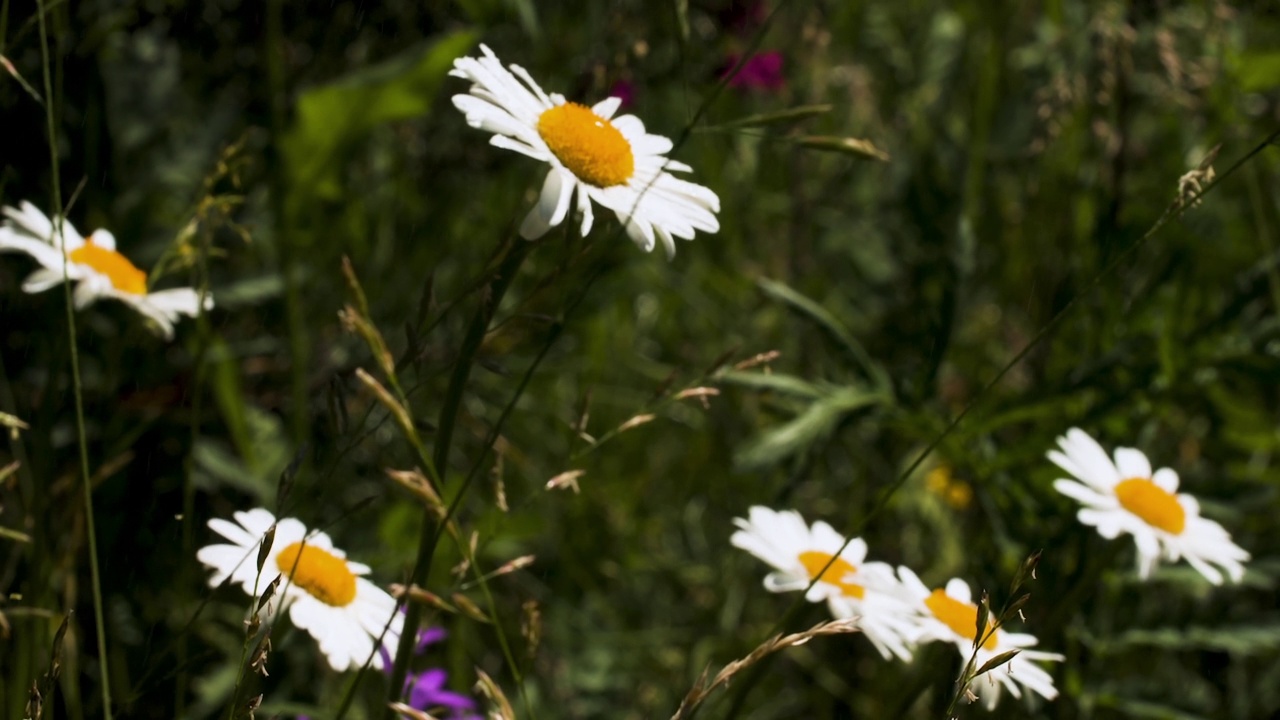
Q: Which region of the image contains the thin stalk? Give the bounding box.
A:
[263,0,308,444]
[36,1,111,716]
[383,238,532,720]
[177,218,215,718]
[224,561,271,720]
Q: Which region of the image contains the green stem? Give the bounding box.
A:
[177,218,215,719]
[263,0,308,445]
[36,1,111,716]
[383,238,532,720]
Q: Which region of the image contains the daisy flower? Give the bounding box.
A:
[196,508,403,672]
[731,506,924,661]
[898,569,1062,710]
[0,201,210,339]
[450,44,720,257]
[1048,427,1250,584]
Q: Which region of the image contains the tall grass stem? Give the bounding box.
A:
[36,0,112,716]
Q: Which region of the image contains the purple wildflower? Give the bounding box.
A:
[722,51,785,91]
[380,624,480,720]
[607,78,637,110]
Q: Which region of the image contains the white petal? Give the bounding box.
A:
[114,295,179,340]
[237,508,280,537]
[0,233,71,270]
[1184,554,1224,585]
[1152,467,1180,493]
[591,96,622,119]
[208,517,257,547]
[622,212,655,252]
[91,229,117,250]
[944,578,972,604]
[1053,478,1114,508]
[610,115,645,139]
[577,183,595,237]
[520,170,572,239]
[21,268,69,293]
[1113,447,1152,479]
[489,134,552,161]
[73,277,110,309]
[146,288,209,316]
[763,571,810,593]
[1063,428,1121,486]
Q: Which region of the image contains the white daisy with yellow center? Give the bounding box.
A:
[898,569,1062,710]
[731,506,923,661]
[0,201,210,340]
[450,44,720,257]
[196,508,403,672]
[1049,427,1249,584]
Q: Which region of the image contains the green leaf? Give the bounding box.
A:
[1102,624,1280,657]
[1095,697,1210,720]
[715,370,825,399]
[757,278,889,388]
[711,104,832,130]
[674,0,690,41]
[192,407,290,504]
[206,335,260,471]
[1235,51,1280,92]
[281,31,477,222]
[734,387,887,470]
[795,135,890,162]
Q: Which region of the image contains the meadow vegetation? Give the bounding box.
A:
[3,1,1280,718]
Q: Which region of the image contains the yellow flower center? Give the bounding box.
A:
[1115,477,1186,534]
[798,551,865,598]
[536,102,635,188]
[924,589,998,650]
[276,541,357,607]
[68,236,147,295]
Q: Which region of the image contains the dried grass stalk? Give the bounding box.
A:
[670,618,861,720]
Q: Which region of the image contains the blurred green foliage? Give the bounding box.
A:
[3,0,1280,719]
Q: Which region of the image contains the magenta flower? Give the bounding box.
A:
[297,624,479,719]
[722,51,785,91]
[379,626,480,719]
[404,668,481,717]
[607,78,637,110]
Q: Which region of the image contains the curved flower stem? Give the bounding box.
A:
[36,1,112,717]
[384,237,533,720]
